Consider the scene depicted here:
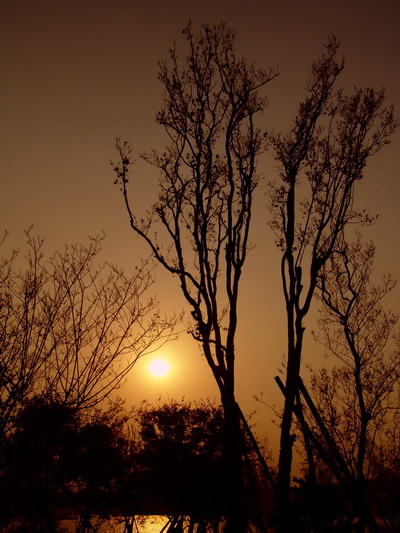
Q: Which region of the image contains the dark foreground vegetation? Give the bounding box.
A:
[0,397,399,532]
[0,399,228,531]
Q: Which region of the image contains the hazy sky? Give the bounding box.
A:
[1,0,400,451]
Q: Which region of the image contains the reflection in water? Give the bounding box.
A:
[131,516,170,532]
[61,515,170,532]
[62,515,225,531]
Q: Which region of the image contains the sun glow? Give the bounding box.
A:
[148,357,170,378]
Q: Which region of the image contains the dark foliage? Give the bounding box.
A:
[0,398,227,531]
[132,400,224,519]
[0,397,128,531]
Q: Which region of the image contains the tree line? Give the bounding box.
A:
[1,21,399,532]
[0,397,228,531]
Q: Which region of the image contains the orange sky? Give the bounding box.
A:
[1,0,400,454]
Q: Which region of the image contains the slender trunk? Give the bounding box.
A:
[276,320,304,531]
[348,331,372,532]
[276,387,295,532]
[355,406,369,531]
[221,392,247,533]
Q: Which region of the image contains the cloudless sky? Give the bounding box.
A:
[1,0,400,455]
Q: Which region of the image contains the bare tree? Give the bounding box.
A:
[0,230,173,438]
[268,37,397,530]
[113,22,276,531]
[370,385,400,478]
[308,235,400,530]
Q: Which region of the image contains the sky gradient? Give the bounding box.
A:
[1,0,400,453]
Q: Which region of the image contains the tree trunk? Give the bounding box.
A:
[276,388,296,532]
[276,314,304,532]
[221,395,247,533]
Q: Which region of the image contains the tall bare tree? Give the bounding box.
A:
[309,235,400,530]
[113,22,276,531]
[0,230,172,438]
[268,37,397,530]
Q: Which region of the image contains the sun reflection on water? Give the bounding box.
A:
[61,515,170,532]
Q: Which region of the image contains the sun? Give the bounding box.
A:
[148,357,170,378]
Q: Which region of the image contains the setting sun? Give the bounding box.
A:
[148,357,170,378]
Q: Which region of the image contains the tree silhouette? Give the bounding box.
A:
[0,398,80,531]
[308,235,400,530]
[132,399,224,525]
[268,37,398,531]
[113,22,277,531]
[0,396,129,532]
[0,230,175,442]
